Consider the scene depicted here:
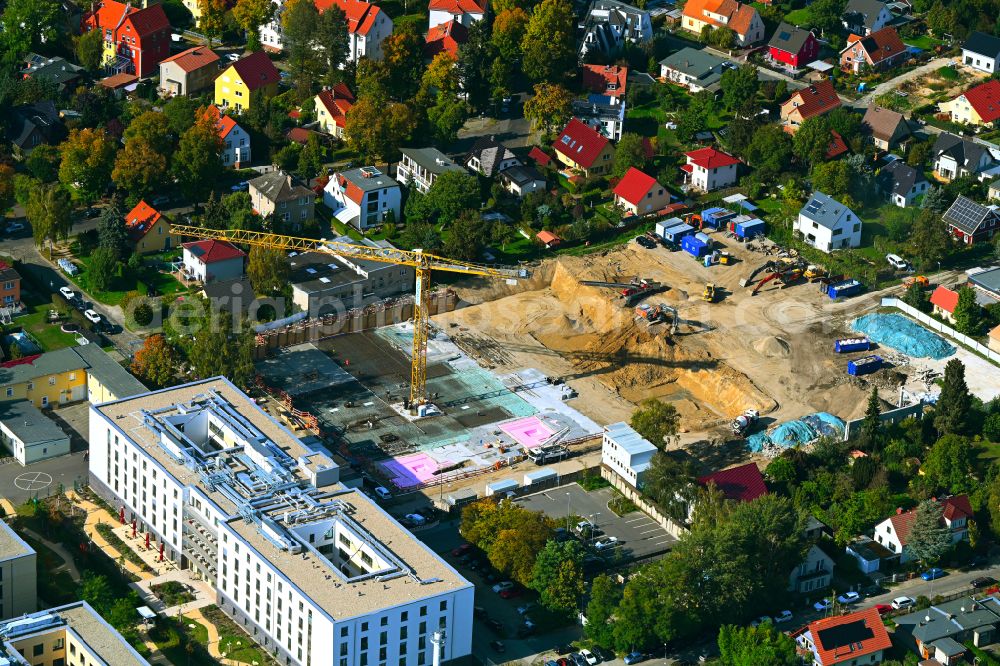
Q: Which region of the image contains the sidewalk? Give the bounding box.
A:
[184,607,239,666]
[70,493,160,580]
[19,525,81,583]
[132,569,216,616]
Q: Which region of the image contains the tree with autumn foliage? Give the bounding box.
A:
[493,8,529,61]
[196,0,228,44]
[524,82,572,133]
[58,128,117,204]
[172,109,223,201]
[381,24,425,101]
[131,334,177,388]
[112,138,168,203]
[344,98,417,163]
[0,163,14,215]
[232,0,273,50]
[521,0,575,83]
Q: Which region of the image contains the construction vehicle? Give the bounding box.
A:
[752,267,803,296]
[902,275,929,289]
[731,409,760,437]
[169,226,527,411]
[527,445,570,465]
[702,283,716,302]
[635,303,679,334]
[804,265,827,282]
[741,257,804,288]
[579,278,665,305]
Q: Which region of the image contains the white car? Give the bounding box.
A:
[516,603,535,616]
[405,513,427,526]
[891,596,916,610]
[593,536,618,551]
[492,581,514,594]
[837,591,861,604]
[886,253,910,271]
[59,287,76,301]
[373,486,391,500]
[226,52,241,62]
[774,610,793,624]
[579,649,598,666]
[813,599,833,612]
[84,309,102,324]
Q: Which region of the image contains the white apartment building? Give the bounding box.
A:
[396,148,467,194]
[0,520,36,620]
[323,166,402,231]
[88,378,473,666]
[601,422,656,488]
[260,0,393,63]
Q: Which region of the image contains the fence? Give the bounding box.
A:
[600,465,688,540]
[881,297,1000,366]
[843,401,928,440]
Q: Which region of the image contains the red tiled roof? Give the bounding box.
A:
[697,462,767,502]
[684,146,741,169]
[784,79,841,121]
[537,230,561,244]
[428,0,486,14]
[581,64,628,99]
[554,118,610,169]
[314,0,385,36]
[827,130,849,159]
[424,20,469,58]
[182,239,246,264]
[160,46,219,73]
[316,84,355,127]
[942,494,973,521]
[807,607,891,666]
[85,0,130,32]
[930,285,959,313]
[860,27,906,65]
[887,495,972,545]
[613,168,658,206]
[286,127,313,145]
[204,104,238,138]
[228,51,280,91]
[528,147,552,166]
[683,0,759,37]
[124,3,170,37]
[961,79,1000,124]
[124,200,165,242]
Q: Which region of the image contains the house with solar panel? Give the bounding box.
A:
[943,194,1000,246]
[795,191,862,253]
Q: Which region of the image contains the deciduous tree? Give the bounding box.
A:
[112,137,168,202]
[524,82,572,133]
[425,171,481,224]
[0,0,62,63]
[720,64,759,114]
[611,133,648,179]
[24,144,61,182]
[920,433,976,494]
[428,95,468,147]
[124,111,173,155]
[247,245,290,295]
[717,623,798,666]
[952,286,982,335]
[530,540,586,615]
[88,246,119,292]
[131,335,177,387]
[282,0,321,97]
[315,5,349,84]
[460,499,555,585]
[629,398,679,447]
[344,98,417,163]
[744,125,793,182]
[75,27,104,71]
[381,24,425,101]
[584,575,620,647]
[793,116,832,166]
[232,0,273,51]
[196,0,228,44]
[26,183,71,257]
[492,8,529,61]
[59,128,117,204]
[521,0,575,83]
[172,110,223,201]
[909,208,952,269]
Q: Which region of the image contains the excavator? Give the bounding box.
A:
[635,303,680,334]
[579,278,666,305]
[751,266,804,296]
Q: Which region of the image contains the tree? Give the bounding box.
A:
[629,398,679,447]
[493,8,529,60]
[173,110,223,201]
[642,452,697,521]
[112,137,168,202]
[131,334,177,387]
[584,575,621,647]
[460,499,555,585]
[296,133,324,180]
[720,64,759,114]
[422,52,461,97]
[88,246,119,292]
[524,83,573,133]
[920,434,976,494]
[282,0,322,97]
[793,116,832,167]
[0,0,62,63]
[530,540,586,615]
[315,5,349,84]
[196,0,228,44]
[26,183,72,257]
[920,185,948,212]
[188,313,255,388]
[59,128,117,204]
[443,210,489,261]
[909,209,952,270]
[247,246,290,295]
[456,19,496,110]
[810,161,852,201]
[98,196,129,260]
[24,144,61,182]
[935,359,972,436]
[809,0,847,33]
[124,111,173,155]
[952,286,982,335]
[232,0,273,51]
[717,623,798,666]
[0,165,13,214]
[907,499,951,566]
[75,27,104,71]
[344,99,416,163]
[428,95,469,147]
[611,133,648,179]
[163,95,200,135]
[858,387,882,451]
[521,0,575,83]
[381,24,425,101]
[425,171,481,224]
[743,125,793,182]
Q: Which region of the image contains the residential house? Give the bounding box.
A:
[697,462,767,502]
[601,422,657,489]
[789,543,834,594]
[0,348,88,407]
[125,200,172,253]
[842,0,892,36]
[840,27,908,73]
[895,595,1000,662]
[962,31,1000,74]
[613,167,671,216]
[201,277,258,319]
[969,266,1000,302]
[579,0,652,59]
[933,132,997,181]
[7,101,64,158]
[990,179,1000,201]
[158,46,220,96]
[396,147,466,193]
[780,79,842,131]
[552,118,615,177]
[0,263,21,311]
[314,83,355,138]
[0,521,35,618]
[943,194,1000,245]
[768,23,819,69]
[795,191,862,252]
[863,104,911,151]
[681,147,741,192]
[877,159,928,207]
[82,0,171,77]
[464,137,521,177]
[249,170,315,230]
[498,165,546,197]
[658,47,728,93]
[797,607,891,666]
[262,0,393,63]
[323,166,401,231]
[581,64,628,100]
[214,51,280,112]
[536,230,562,248]
[930,285,959,323]
[872,495,972,564]
[181,240,246,284]
[428,0,485,30]
[528,147,552,169]
[826,130,849,159]
[72,343,148,405]
[205,105,251,169]
[846,535,896,574]
[572,95,625,141]
[681,0,764,47]
[940,79,1000,127]
[424,20,468,58]
[20,54,84,92]
[0,400,70,465]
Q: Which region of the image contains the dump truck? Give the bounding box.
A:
[731,409,760,437]
[902,275,929,289]
[702,283,716,302]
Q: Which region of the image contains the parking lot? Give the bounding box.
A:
[515,483,677,560]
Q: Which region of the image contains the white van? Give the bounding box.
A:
[886,254,910,270]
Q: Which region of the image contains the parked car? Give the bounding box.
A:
[84,207,99,219]
[373,486,391,500]
[486,619,504,634]
[553,645,574,656]
[545,661,559,666]
[972,576,998,589]
[623,652,646,665]
[517,623,535,638]
[571,653,589,666]
[451,543,472,557]
[750,616,772,627]
[579,649,598,666]
[490,641,505,653]
[230,181,250,192]
[84,309,102,324]
[149,194,170,207]
[575,520,593,534]
[473,606,487,620]
[875,604,892,615]
[5,222,24,234]
[404,513,427,526]
[813,599,833,612]
[891,596,916,610]
[516,603,535,616]
[837,591,861,604]
[492,581,514,594]
[593,536,619,551]
[886,253,910,271]
[774,610,793,623]
[225,52,241,62]
[921,567,946,581]
[635,235,657,249]
[59,287,76,301]
[592,647,614,662]
[499,587,521,599]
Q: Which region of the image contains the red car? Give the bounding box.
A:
[451,544,472,557]
[875,604,892,616]
[499,588,522,599]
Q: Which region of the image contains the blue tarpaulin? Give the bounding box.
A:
[746,412,845,452]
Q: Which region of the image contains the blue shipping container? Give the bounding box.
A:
[682,236,709,258]
[834,337,871,353]
[848,355,883,376]
[662,223,694,243]
[735,219,766,239]
[700,207,737,228]
[694,232,712,245]
[828,279,864,299]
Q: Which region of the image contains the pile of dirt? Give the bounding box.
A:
[753,336,791,358]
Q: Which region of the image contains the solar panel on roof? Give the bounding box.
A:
[779,30,791,40]
[190,245,206,257]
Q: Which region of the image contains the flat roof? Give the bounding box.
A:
[970,266,1000,295]
[0,400,67,445]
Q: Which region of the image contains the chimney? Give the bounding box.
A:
[896,507,903,515]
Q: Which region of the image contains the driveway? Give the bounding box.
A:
[455,94,538,151]
[849,56,958,108]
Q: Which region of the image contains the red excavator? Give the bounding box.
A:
[752,266,804,296]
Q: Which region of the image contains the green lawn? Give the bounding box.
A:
[150,616,215,666]
[15,289,80,352]
[71,250,187,306]
[21,534,78,606]
[904,35,946,50]
[202,605,275,665]
[782,7,812,24]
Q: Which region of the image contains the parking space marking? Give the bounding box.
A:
[638,528,662,535]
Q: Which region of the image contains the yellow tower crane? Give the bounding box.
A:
[171,225,529,409]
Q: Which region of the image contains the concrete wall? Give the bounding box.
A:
[843,401,928,441]
[600,464,687,539]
